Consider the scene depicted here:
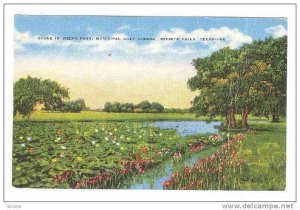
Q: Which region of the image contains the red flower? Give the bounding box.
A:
[184,166,190,174]
[199,158,206,166]
[65,171,73,178]
[97,175,103,181]
[57,129,64,135]
[173,152,182,159]
[210,154,215,162]
[137,168,144,174]
[240,159,246,165]
[206,168,211,174]
[163,180,171,189]
[53,175,61,183]
[195,180,202,187]
[120,168,127,174]
[75,183,81,189]
[140,147,148,154]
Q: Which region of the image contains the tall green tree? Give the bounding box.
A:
[14,76,69,118]
[238,36,287,122]
[188,36,287,128]
[42,79,70,111]
[188,47,240,128]
[259,36,287,122]
[14,76,43,118]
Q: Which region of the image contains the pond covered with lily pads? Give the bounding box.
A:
[13,120,223,189]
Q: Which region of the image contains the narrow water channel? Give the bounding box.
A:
[127,120,221,190]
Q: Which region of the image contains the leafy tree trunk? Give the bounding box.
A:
[241,108,250,128]
[232,110,236,128]
[226,109,236,129]
[271,113,280,122]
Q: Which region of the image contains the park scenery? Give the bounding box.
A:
[13,16,287,190]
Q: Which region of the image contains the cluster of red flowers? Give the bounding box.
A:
[163,133,247,190]
[189,143,206,152]
[122,159,155,174]
[72,159,156,189]
[74,173,112,189]
[53,158,155,189]
[140,147,148,154]
[53,171,74,184]
[127,150,144,160]
[173,152,182,160]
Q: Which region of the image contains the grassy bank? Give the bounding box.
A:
[13,110,270,122]
[13,111,206,122]
[238,121,286,190]
[162,120,286,190]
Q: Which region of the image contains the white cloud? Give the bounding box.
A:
[265,25,287,38]
[117,24,131,31]
[14,42,25,51]
[89,33,140,54]
[86,27,102,36]
[14,29,57,46]
[145,27,252,55]
[14,26,252,57]
[14,29,139,54]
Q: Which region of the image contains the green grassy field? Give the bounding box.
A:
[13,111,212,122]
[238,121,286,190]
[14,110,269,122]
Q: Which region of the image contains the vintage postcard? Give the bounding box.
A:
[3,3,297,207]
[12,14,288,191]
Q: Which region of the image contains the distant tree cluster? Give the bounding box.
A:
[46,98,86,113]
[188,36,287,128]
[103,100,164,113]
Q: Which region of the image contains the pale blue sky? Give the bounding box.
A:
[14,16,287,60]
[13,16,288,108]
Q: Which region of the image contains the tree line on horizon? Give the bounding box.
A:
[13,76,187,118]
[103,100,164,113]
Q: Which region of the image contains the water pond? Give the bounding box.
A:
[128,120,221,189]
[151,120,221,136]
